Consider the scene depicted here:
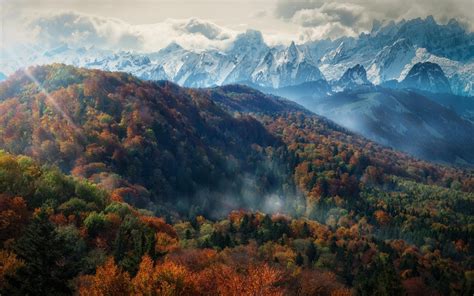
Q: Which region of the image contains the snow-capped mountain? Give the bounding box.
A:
[399,62,452,93]
[1,16,473,96]
[397,48,474,96]
[223,30,269,84]
[333,64,372,91]
[366,38,416,84]
[391,17,473,62]
[251,41,324,88]
[316,16,473,95]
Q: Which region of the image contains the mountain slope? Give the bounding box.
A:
[0,64,301,215]
[1,65,472,202]
[333,64,372,91]
[300,88,474,166]
[1,65,473,295]
[420,90,474,123]
[400,62,452,93]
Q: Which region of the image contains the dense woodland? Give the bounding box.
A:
[0,64,473,295]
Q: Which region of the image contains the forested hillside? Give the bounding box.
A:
[0,65,473,295]
[0,65,301,217]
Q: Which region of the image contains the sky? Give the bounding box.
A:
[1,0,473,52]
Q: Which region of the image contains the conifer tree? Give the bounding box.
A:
[7,209,72,295]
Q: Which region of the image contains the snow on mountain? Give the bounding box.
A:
[173,50,234,87]
[398,48,474,96]
[251,41,324,88]
[317,16,473,95]
[391,17,474,62]
[223,30,269,84]
[334,64,372,91]
[366,38,416,84]
[140,64,168,81]
[148,42,188,78]
[1,15,472,96]
[400,62,452,94]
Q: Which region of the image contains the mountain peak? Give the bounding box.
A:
[425,15,436,24]
[288,41,298,53]
[161,41,184,53]
[234,29,264,44]
[229,29,267,53]
[401,62,452,94]
[371,19,383,34]
[285,41,300,62]
[239,29,264,42]
[447,18,460,27]
[334,64,371,91]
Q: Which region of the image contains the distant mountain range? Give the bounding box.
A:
[265,63,474,166]
[1,16,474,166]
[1,16,473,96]
[293,88,474,166]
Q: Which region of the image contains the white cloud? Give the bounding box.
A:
[1,1,473,55]
[4,11,239,53]
[298,23,357,41]
[174,18,231,40]
[276,0,474,40]
[29,12,144,50]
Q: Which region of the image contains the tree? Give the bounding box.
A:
[153,261,197,295]
[0,195,29,244]
[84,211,108,237]
[305,241,319,266]
[245,264,284,296]
[131,255,156,295]
[77,257,131,296]
[354,253,403,296]
[6,209,73,295]
[155,232,179,255]
[114,215,155,274]
[0,250,24,290]
[296,252,304,266]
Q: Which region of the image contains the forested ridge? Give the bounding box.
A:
[0,64,473,295]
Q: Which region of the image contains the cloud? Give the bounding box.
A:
[173,18,231,40]
[298,23,357,41]
[276,0,474,40]
[250,10,268,19]
[5,11,238,53]
[275,0,326,19]
[2,1,473,55]
[29,12,145,50]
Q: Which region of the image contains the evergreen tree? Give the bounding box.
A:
[114,215,155,274]
[305,241,319,265]
[6,209,72,295]
[295,252,304,266]
[354,253,403,296]
[301,222,311,237]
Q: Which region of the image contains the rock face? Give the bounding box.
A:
[334,64,372,91]
[400,62,452,94]
[251,42,324,88]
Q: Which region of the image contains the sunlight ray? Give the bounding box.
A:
[4,46,86,141]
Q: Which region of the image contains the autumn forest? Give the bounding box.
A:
[0,64,473,295]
